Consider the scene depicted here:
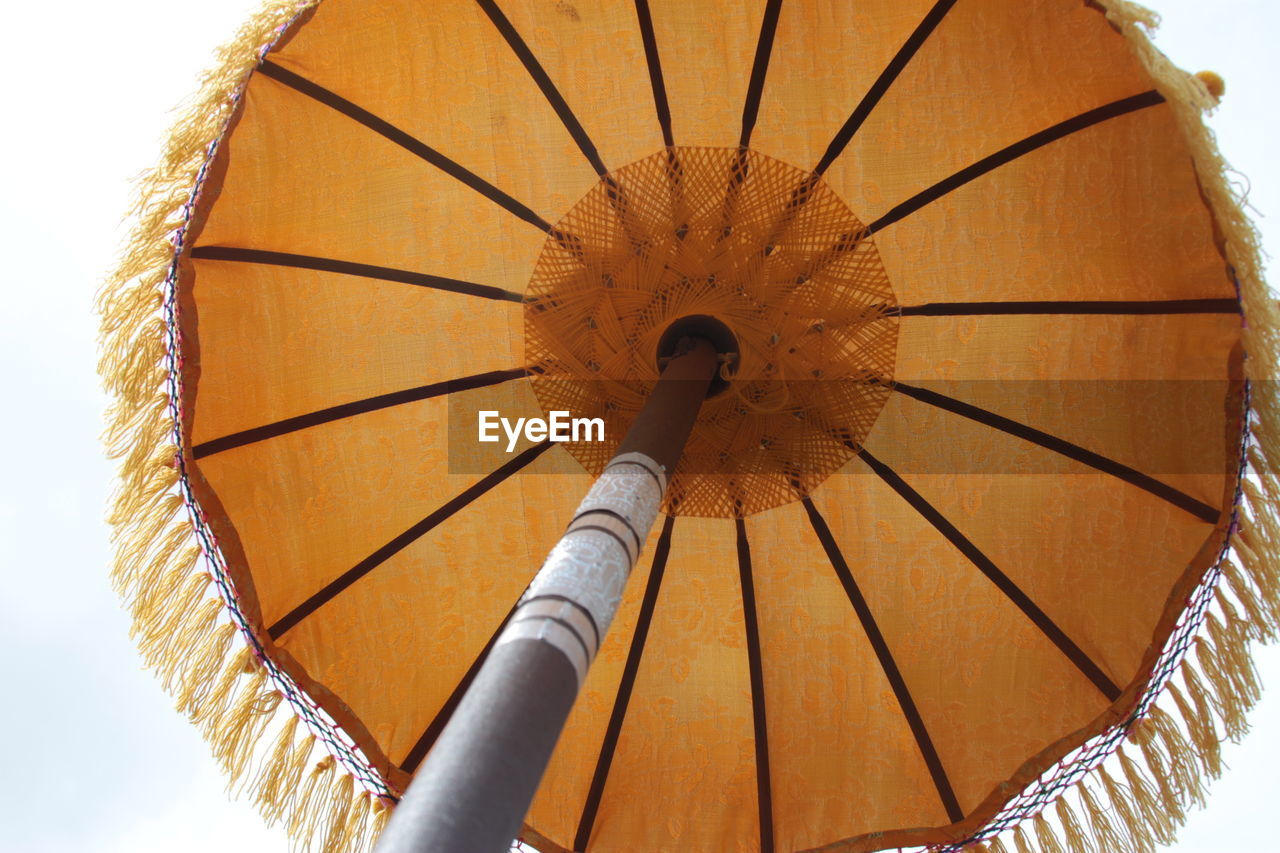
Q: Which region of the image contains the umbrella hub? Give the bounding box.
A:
[525,147,900,517]
[654,314,740,398]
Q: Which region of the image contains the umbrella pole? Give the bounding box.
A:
[376,336,720,853]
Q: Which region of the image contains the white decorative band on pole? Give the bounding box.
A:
[495,451,667,685]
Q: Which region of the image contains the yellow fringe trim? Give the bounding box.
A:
[1127,717,1186,826]
[1117,746,1172,845]
[1052,797,1092,853]
[1032,813,1065,853]
[98,0,389,849]
[1012,824,1035,853]
[1176,664,1225,778]
[1079,779,1127,852]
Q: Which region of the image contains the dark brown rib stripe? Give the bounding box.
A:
[813,0,958,176]
[572,508,644,554]
[892,381,1220,523]
[736,518,775,852]
[739,0,783,149]
[475,0,608,177]
[802,497,964,823]
[855,448,1123,702]
[866,90,1164,234]
[189,246,524,303]
[575,514,675,851]
[400,599,520,773]
[267,441,553,639]
[571,525,636,566]
[511,612,592,662]
[520,594,602,649]
[256,60,553,233]
[605,457,664,494]
[192,368,527,458]
[634,0,674,148]
[895,298,1241,317]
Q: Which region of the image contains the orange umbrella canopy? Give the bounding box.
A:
[100,0,1280,851]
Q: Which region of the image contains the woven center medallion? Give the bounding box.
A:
[525,148,898,517]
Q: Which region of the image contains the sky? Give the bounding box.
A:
[0,1,1276,851]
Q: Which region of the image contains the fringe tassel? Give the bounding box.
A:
[1128,713,1187,823]
[1242,487,1280,560]
[271,735,319,827]
[189,644,255,725]
[1234,525,1280,618]
[1246,449,1280,522]
[318,772,356,853]
[207,661,268,756]
[293,756,337,839]
[1078,779,1127,852]
[131,535,199,620]
[370,797,393,844]
[1117,746,1174,845]
[1032,812,1066,853]
[1053,796,1094,853]
[1168,674,1222,778]
[128,533,188,603]
[1199,614,1261,740]
[342,791,376,853]
[150,596,224,691]
[218,677,283,790]
[1097,764,1154,852]
[230,696,386,850]
[113,515,184,601]
[1221,558,1276,643]
[254,715,303,821]
[1146,704,1206,808]
[176,621,238,708]
[1012,824,1035,853]
[986,837,1011,853]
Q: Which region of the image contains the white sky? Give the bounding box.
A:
[0,1,1276,851]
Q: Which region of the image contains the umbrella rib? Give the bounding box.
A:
[736,518,776,853]
[892,381,1221,523]
[189,246,525,303]
[191,368,528,458]
[475,0,609,177]
[813,0,959,176]
[255,60,555,233]
[865,90,1165,235]
[739,0,784,149]
[400,599,521,773]
[574,514,676,851]
[802,497,965,823]
[892,298,1241,317]
[266,440,554,639]
[633,0,674,148]
[854,448,1123,702]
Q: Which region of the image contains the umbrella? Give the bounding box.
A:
[98,0,1279,851]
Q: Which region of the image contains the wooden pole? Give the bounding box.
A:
[375,337,719,853]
